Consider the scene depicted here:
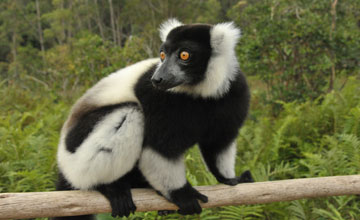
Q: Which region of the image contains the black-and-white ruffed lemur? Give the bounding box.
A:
[54,19,253,219]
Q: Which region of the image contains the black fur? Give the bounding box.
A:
[135,68,249,160]
[169,182,208,215]
[94,167,150,218]
[134,65,249,215]
[98,147,112,153]
[96,180,135,218]
[134,24,250,213]
[65,102,138,153]
[114,116,127,130]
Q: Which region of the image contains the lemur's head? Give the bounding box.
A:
[151,19,241,98]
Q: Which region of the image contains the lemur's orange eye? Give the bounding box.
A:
[160,51,166,60]
[180,51,190,61]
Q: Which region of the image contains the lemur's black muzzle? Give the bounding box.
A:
[151,58,184,90]
[151,72,180,90]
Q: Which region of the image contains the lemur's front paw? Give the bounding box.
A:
[97,185,136,218]
[219,170,254,186]
[170,183,208,215]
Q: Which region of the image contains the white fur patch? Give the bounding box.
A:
[159,18,183,42]
[63,58,158,131]
[58,107,144,189]
[85,58,158,106]
[139,148,187,198]
[216,141,237,179]
[170,22,241,99]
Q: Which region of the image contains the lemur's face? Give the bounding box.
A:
[151,24,212,90]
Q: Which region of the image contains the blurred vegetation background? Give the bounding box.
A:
[0,0,359,219]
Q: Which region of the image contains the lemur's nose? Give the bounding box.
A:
[151,77,163,86]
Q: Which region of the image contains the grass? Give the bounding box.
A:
[0,76,359,219]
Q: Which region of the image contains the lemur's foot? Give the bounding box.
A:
[237,170,254,183]
[170,183,208,215]
[219,170,254,186]
[97,184,136,218]
[109,189,136,218]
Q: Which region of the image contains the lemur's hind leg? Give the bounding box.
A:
[199,140,254,186]
[57,104,145,218]
[96,177,135,218]
[96,166,150,218]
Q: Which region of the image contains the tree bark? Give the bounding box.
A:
[85,0,92,31]
[328,0,338,92]
[11,30,18,77]
[108,0,116,44]
[35,0,45,52]
[67,0,73,42]
[58,0,65,45]
[114,8,122,46]
[1,175,360,219]
[35,0,46,68]
[94,0,105,41]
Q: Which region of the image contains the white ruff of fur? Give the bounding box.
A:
[159,18,184,42]
[139,148,187,198]
[170,22,241,99]
[216,141,237,179]
[57,107,144,189]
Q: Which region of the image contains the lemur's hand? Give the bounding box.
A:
[218,170,254,186]
[170,183,208,215]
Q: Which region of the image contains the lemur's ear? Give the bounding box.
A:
[210,22,241,54]
[159,18,184,42]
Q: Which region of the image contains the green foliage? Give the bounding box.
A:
[0,86,70,193]
[1,76,359,219]
[39,33,149,93]
[234,77,360,219]
[229,0,360,103]
[1,0,359,104]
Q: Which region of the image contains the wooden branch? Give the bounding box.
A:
[1,175,360,219]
